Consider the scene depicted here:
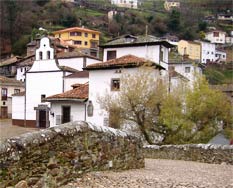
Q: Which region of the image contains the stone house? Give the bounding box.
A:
[205,30,226,44]
[164,0,180,11]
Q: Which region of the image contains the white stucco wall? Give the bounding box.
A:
[26,71,63,120]
[58,57,100,71]
[170,63,201,84]
[103,45,167,64]
[49,102,86,127]
[64,77,89,91]
[205,32,226,44]
[12,96,25,119]
[200,41,216,63]
[87,68,160,127]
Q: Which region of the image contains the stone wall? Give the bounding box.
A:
[0,121,144,187]
[144,144,233,165]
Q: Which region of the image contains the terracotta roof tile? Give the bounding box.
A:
[0,76,24,86]
[53,27,100,34]
[56,51,100,60]
[12,91,25,96]
[46,83,88,101]
[85,55,164,70]
[65,71,89,78]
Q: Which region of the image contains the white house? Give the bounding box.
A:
[111,0,138,9]
[84,54,164,127]
[56,51,100,71]
[164,0,180,11]
[100,35,173,67]
[45,83,88,126]
[205,30,226,44]
[64,71,89,91]
[12,37,78,128]
[200,41,216,63]
[215,49,227,62]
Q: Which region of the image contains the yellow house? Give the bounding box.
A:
[53,27,101,57]
[178,40,201,61]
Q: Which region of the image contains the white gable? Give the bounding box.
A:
[35,37,54,60]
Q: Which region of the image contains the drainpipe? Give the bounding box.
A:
[62,71,65,92]
[84,102,87,121]
[24,74,26,127]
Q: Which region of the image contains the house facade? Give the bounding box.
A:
[111,0,138,9]
[0,76,24,119]
[53,27,100,57]
[164,0,180,11]
[85,55,163,127]
[200,41,216,63]
[45,83,88,126]
[100,35,173,67]
[205,30,226,44]
[178,40,201,61]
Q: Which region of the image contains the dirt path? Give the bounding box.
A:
[0,119,39,141]
[64,159,233,188]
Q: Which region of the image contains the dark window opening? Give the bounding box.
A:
[70,32,82,36]
[74,40,82,45]
[41,94,46,102]
[107,51,116,60]
[47,51,50,59]
[1,88,7,101]
[111,78,120,91]
[14,89,20,94]
[39,51,43,60]
[62,106,71,123]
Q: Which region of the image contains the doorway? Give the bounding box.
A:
[62,106,70,124]
[39,110,46,128]
[0,106,8,118]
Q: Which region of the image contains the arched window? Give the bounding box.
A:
[39,51,43,60]
[47,51,50,59]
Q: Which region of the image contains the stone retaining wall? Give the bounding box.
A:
[0,121,144,187]
[144,144,233,165]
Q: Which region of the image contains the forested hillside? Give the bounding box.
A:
[0,0,232,56]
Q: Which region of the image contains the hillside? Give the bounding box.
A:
[0,0,232,56]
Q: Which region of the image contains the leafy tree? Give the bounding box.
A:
[99,68,232,144]
[167,10,181,32]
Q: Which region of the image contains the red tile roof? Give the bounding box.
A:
[65,71,89,78]
[56,51,100,60]
[0,76,24,87]
[46,83,88,101]
[85,55,164,70]
[12,91,25,96]
[53,27,100,34]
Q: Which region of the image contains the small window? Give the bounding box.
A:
[74,40,82,45]
[1,88,7,101]
[111,78,120,91]
[14,89,20,94]
[213,32,219,37]
[107,51,116,60]
[85,33,88,37]
[85,41,88,46]
[223,55,225,58]
[21,68,23,72]
[39,51,43,60]
[59,34,61,38]
[70,32,81,36]
[185,67,191,73]
[41,94,46,102]
[92,34,96,38]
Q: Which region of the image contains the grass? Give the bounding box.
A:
[75,7,105,17]
[204,67,233,85]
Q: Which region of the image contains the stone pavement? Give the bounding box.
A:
[0,119,39,141]
[63,159,233,188]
